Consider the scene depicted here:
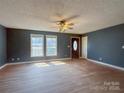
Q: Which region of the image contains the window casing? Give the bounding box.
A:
[31,34,44,57]
[46,35,57,56]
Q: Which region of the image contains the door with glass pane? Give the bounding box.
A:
[71,37,80,58]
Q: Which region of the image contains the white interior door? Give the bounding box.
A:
[82,36,88,58]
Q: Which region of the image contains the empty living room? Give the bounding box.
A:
[0,0,124,93]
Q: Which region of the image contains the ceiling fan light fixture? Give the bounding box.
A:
[58,20,74,32]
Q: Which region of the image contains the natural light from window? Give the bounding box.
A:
[46,35,57,56]
[34,63,50,67]
[50,61,66,65]
[34,61,66,68]
[31,34,44,57]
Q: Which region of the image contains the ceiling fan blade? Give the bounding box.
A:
[68,27,73,29]
[51,13,65,22]
[53,15,79,22]
[48,20,60,23]
[68,23,74,26]
[64,15,80,21]
[55,13,64,19]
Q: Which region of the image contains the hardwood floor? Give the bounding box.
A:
[0,59,124,93]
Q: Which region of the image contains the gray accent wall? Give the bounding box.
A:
[86,24,124,68]
[7,28,81,63]
[0,25,6,66]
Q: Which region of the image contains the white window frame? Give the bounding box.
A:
[30,34,44,57]
[46,35,57,56]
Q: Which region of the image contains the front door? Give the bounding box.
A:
[71,38,80,59]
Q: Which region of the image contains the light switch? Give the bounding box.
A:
[122,45,124,49]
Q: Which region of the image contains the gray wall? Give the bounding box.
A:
[7,28,81,63]
[0,25,6,66]
[86,24,124,68]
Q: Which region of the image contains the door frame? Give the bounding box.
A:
[70,37,80,58]
[82,36,88,59]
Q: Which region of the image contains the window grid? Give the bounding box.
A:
[46,35,57,56]
[31,34,44,57]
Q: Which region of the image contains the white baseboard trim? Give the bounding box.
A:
[80,57,87,59]
[0,64,7,70]
[87,59,124,71]
[1,58,71,67]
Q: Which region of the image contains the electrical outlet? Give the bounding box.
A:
[99,57,102,61]
[122,45,124,49]
[17,58,20,61]
[11,58,15,61]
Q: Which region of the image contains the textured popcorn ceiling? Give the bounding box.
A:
[0,0,124,34]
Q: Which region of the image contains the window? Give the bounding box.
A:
[46,35,57,56]
[73,40,78,51]
[31,34,44,57]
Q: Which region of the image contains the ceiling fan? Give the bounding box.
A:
[56,20,74,32]
[51,15,79,32]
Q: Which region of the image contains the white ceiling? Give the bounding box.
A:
[0,0,124,34]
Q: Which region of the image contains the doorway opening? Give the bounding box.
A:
[71,37,80,59]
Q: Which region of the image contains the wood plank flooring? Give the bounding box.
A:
[0,59,124,93]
